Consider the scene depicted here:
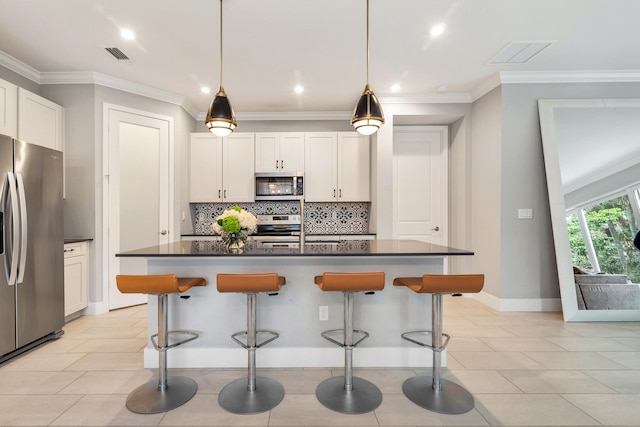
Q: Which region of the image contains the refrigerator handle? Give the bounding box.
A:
[2,172,20,286]
[16,173,28,285]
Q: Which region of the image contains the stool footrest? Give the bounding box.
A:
[321,328,369,348]
[150,330,199,352]
[231,330,279,349]
[401,330,450,351]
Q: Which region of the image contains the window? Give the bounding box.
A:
[568,188,640,283]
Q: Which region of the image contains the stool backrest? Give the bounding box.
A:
[217,273,285,293]
[316,272,385,292]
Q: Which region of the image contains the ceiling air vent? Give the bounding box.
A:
[489,41,553,64]
[104,47,130,61]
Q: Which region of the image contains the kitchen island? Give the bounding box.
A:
[117,239,473,368]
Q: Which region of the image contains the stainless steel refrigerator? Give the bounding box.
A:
[1,134,64,362]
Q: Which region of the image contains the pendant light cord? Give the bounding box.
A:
[366,0,370,86]
[219,0,223,88]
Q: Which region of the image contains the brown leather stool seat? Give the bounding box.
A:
[393,274,484,415]
[215,273,286,414]
[115,274,206,414]
[314,272,385,414]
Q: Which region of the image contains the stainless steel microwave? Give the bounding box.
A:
[255,172,304,200]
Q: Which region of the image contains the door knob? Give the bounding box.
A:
[432,226,439,232]
[160,230,168,235]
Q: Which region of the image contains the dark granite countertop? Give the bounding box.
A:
[64,238,94,244]
[116,239,473,258]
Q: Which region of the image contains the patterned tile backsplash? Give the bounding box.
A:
[192,202,370,235]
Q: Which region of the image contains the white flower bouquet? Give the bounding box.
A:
[212,206,257,250]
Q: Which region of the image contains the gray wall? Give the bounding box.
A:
[39,82,198,306]
[474,82,640,303]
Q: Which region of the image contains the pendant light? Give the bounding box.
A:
[351,0,384,136]
[205,0,236,137]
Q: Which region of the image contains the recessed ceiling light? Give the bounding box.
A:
[200,87,211,94]
[294,85,304,94]
[391,84,401,92]
[430,23,445,37]
[120,28,136,41]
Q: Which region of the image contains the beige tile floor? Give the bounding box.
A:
[1,296,640,426]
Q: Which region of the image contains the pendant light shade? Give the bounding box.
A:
[205,0,236,137]
[206,86,236,137]
[351,0,384,135]
[351,84,384,136]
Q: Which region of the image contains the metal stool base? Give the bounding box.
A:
[402,375,474,414]
[218,376,285,414]
[125,376,197,414]
[316,376,382,414]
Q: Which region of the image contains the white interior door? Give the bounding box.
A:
[106,106,171,310]
[393,126,448,244]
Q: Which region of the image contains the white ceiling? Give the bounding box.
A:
[1,0,640,118]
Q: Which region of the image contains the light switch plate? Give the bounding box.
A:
[518,208,533,219]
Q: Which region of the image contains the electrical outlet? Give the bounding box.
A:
[319,305,329,321]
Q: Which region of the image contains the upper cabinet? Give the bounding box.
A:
[0,78,18,137]
[189,132,255,203]
[18,88,64,151]
[304,132,370,202]
[255,132,304,173]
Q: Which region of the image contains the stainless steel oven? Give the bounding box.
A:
[252,214,301,248]
[255,172,303,200]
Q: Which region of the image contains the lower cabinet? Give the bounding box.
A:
[64,241,89,317]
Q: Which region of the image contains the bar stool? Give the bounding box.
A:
[216,273,286,414]
[116,274,206,414]
[314,272,385,414]
[393,274,484,414]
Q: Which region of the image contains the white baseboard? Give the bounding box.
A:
[143,346,442,369]
[474,291,561,312]
[83,301,109,315]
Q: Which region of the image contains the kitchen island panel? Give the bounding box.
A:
[142,255,442,369]
[116,240,474,369]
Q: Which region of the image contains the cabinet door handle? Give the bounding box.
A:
[218,189,221,199]
[224,189,227,199]
[281,160,284,169]
[333,189,336,198]
[339,189,342,198]
[64,248,75,253]
[276,160,279,169]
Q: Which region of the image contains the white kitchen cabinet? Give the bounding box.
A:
[18,88,64,151]
[255,132,304,172]
[64,241,89,317]
[304,132,370,202]
[0,77,18,137]
[189,132,255,202]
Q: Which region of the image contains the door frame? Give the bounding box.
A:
[392,125,449,246]
[101,103,174,310]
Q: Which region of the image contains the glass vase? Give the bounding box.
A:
[222,231,247,253]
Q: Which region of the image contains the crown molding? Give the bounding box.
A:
[39,71,200,118]
[379,92,473,104]
[0,50,41,83]
[499,70,640,84]
[5,45,640,119]
[197,111,353,121]
[471,70,640,102]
